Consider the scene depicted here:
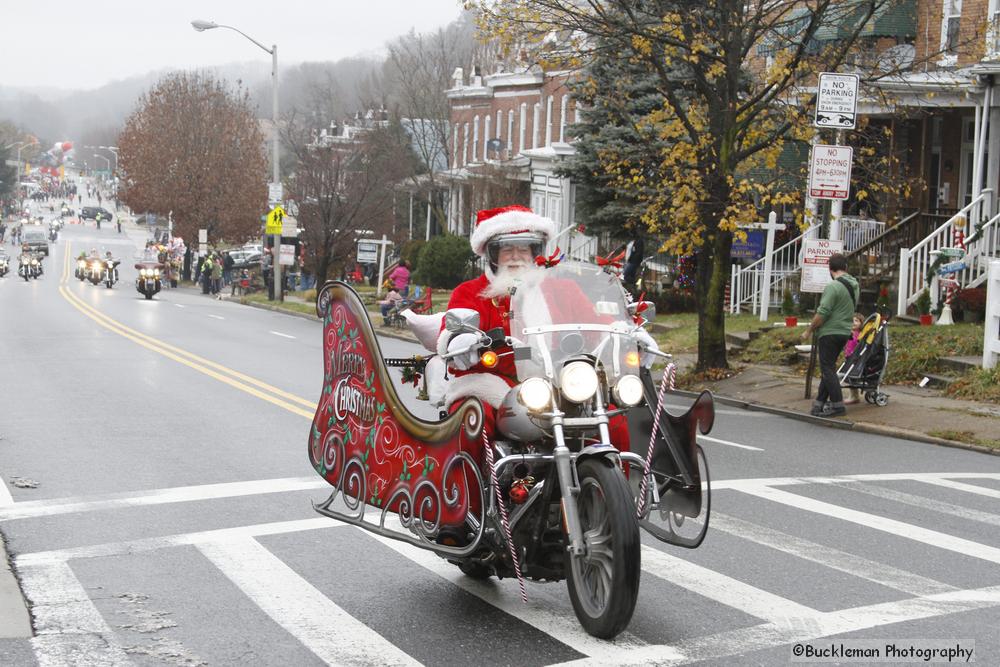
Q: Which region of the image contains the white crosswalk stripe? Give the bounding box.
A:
[13,472,1000,666]
[708,512,956,597]
[828,480,1000,527]
[733,482,1000,565]
[20,561,131,666]
[197,537,419,666]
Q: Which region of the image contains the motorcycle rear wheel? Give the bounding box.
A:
[566,458,641,639]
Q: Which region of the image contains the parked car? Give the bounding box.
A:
[80,206,114,221]
[230,250,261,268]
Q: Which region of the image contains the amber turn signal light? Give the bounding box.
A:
[481,350,498,368]
[625,350,641,367]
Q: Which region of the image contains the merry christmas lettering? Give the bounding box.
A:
[333,351,367,379]
[333,377,376,423]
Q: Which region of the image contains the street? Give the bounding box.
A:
[1,222,999,666]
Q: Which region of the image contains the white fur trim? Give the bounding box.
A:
[443,373,512,409]
[401,310,444,353]
[470,209,558,256]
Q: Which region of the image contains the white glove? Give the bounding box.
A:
[446,333,482,371]
[633,328,659,369]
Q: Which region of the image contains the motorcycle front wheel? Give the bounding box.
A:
[566,458,641,639]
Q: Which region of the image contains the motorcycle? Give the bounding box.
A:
[101,258,120,288]
[135,261,162,300]
[18,254,42,281]
[86,258,105,285]
[48,226,58,242]
[309,261,713,639]
[0,253,9,277]
[75,257,89,281]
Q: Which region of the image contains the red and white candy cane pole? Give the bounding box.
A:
[636,363,676,518]
[483,428,527,603]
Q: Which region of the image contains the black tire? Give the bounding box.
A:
[566,458,641,639]
[144,292,153,300]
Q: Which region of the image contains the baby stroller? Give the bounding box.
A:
[837,312,891,406]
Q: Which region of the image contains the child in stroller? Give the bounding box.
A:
[379,283,405,327]
[837,312,890,406]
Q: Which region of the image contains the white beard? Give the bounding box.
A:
[480,262,545,299]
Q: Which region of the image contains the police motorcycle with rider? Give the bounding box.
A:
[134,246,163,299]
[308,205,713,639]
[17,246,42,281]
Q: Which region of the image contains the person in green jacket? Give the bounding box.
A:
[801,253,858,417]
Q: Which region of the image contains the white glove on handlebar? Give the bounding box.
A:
[633,328,660,369]
[446,333,481,371]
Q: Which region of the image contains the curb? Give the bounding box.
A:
[233,298,420,345]
[670,388,1000,456]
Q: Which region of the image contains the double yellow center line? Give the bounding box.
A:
[59,242,317,420]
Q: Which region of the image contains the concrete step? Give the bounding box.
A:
[725,331,752,349]
[922,372,957,388]
[939,355,982,373]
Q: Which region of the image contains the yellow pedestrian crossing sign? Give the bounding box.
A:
[265,206,285,235]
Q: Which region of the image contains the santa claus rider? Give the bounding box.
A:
[436,204,659,448]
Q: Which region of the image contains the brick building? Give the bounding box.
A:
[440,65,598,259]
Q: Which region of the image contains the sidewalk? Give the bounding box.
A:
[683,363,1000,454]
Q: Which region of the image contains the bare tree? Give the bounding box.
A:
[283,112,415,282]
[118,72,268,244]
[381,15,488,231]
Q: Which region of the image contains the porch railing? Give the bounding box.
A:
[730,223,820,314]
[897,189,993,315]
[840,217,886,252]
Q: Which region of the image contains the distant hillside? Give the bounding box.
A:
[0,58,381,146]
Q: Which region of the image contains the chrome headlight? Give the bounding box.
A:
[30,259,38,266]
[153,269,160,277]
[518,377,553,412]
[613,375,644,407]
[78,260,86,268]
[140,269,148,277]
[560,361,599,404]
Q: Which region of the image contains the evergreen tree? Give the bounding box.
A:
[557,38,667,239]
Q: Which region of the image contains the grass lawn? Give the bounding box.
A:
[927,429,1000,450]
[737,322,991,388]
[651,312,787,354]
[241,293,317,317]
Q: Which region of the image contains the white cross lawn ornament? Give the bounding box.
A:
[742,212,787,322]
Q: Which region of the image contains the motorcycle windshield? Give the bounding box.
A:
[510,261,639,386]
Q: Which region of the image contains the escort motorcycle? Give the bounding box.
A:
[0,252,8,277]
[135,261,162,300]
[309,261,713,639]
[101,257,121,288]
[18,253,42,281]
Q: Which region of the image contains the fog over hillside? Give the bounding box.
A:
[0,57,382,147]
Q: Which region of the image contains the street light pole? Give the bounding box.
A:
[192,19,282,300]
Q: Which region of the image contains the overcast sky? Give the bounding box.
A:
[1,0,466,90]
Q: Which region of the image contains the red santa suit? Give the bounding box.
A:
[437,205,631,451]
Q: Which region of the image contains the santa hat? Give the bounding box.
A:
[470,205,557,257]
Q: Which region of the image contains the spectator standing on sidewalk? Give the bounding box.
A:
[801,253,858,417]
[223,251,235,286]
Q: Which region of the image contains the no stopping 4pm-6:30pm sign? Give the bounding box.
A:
[809,145,853,200]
